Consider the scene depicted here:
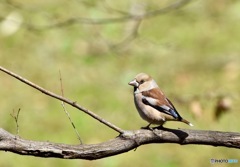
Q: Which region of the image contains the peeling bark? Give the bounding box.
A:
[0,128,239,160]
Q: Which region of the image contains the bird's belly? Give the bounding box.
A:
[134,95,165,124]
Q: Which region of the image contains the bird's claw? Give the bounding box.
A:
[141,123,152,130]
[141,126,153,130]
[153,125,165,130]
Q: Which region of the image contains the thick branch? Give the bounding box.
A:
[0,128,239,160]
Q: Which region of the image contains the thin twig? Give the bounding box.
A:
[104,2,144,51]
[0,66,124,134]
[103,0,131,15]
[110,19,141,51]
[24,0,190,30]
[10,108,21,136]
[59,71,83,144]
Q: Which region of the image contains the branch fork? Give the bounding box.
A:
[0,65,240,160]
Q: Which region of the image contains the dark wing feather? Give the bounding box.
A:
[142,98,173,117]
[166,98,182,119]
[142,88,181,119]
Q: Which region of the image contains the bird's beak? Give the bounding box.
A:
[128,79,139,87]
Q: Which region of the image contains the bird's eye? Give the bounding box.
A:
[139,80,144,84]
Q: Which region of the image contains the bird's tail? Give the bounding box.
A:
[181,118,194,126]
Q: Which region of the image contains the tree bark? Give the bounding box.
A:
[0,66,239,160]
[0,128,239,160]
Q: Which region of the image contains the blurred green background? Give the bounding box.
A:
[0,0,240,166]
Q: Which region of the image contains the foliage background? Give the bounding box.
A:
[0,0,240,166]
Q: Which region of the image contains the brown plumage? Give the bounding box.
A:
[142,88,172,110]
[129,73,193,127]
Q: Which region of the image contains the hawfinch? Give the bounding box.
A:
[128,73,193,128]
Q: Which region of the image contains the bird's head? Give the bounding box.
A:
[128,73,158,92]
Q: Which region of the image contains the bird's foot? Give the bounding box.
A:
[141,123,152,130]
[141,126,153,130]
[153,125,165,130]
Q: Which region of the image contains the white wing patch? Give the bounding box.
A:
[142,96,171,111]
[142,95,158,105]
[159,105,171,111]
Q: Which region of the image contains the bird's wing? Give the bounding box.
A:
[141,88,181,119]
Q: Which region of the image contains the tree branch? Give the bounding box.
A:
[1,65,240,160]
[0,128,239,160]
[24,0,190,30]
[0,66,124,134]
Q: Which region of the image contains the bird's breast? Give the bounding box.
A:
[134,93,165,124]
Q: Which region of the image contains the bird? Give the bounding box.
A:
[128,73,193,128]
